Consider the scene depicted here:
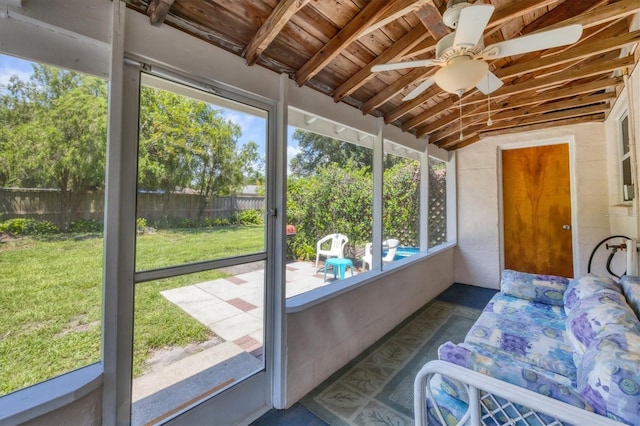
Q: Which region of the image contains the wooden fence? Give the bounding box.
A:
[0,188,264,227]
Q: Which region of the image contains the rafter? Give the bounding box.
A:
[430,92,615,142]
[405,54,634,133]
[294,0,395,85]
[496,28,640,79]
[513,0,608,36]
[414,2,450,40]
[477,115,606,140]
[333,25,431,102]
[361,68,427,114]
[384,83,441,124]
[436,104,610,148]
[448,114,606,150]
[243,0,312,66]
[359,0,430,37]
[542,0,640,32]
[147,0,175,26]
[463,78,623,120]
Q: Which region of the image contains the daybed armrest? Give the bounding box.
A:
[414,360,624,426]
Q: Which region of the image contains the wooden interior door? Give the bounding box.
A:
[502,144,573,277]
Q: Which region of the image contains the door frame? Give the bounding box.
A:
[497,136,579,278]
[117,59,280,425]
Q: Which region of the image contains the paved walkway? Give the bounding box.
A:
[131,260,357,425]
[160,261,336,353]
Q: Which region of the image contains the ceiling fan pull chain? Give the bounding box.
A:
[459,95,463,141]
[487,78,493,126]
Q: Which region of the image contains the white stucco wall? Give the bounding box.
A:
[285,248,454,406]
[455,122,611,288]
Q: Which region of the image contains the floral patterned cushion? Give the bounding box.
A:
[438,341,590,409]
[465,309,575,380]
[578,329,640,424]
[485,293,566,330]
[500,269,569,306]
[620,275,640,319]
[564,275,621,315]
[566,292,640,363]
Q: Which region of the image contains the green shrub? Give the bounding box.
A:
[69,219,103,233]
[203,217,230,227]
[180,218,198,228]
[237,209,263,225]
[0,218,60,235]
[136,217,148,229]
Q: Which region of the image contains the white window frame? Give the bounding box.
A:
[0,1,114,422]
[620,112,633,203]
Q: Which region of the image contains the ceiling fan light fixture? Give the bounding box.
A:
[433,57,488,96]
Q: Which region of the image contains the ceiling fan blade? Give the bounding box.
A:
[476,71,503,95]
[403,77,435,101]
[453,4,494,48]
[482,24,583,59]
[371,59,437,72]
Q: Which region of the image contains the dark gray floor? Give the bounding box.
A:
[251,283,497,425]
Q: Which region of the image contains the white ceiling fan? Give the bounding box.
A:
[372,0,583,101]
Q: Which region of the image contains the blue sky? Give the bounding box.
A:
[0,53,300,168]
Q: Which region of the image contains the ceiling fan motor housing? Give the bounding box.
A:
[436,32,483,61]
[443,0,472,29]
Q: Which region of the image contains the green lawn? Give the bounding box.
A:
[0,226,264,395]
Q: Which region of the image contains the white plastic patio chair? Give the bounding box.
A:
[315,233,349,272]
[362,238,400,271]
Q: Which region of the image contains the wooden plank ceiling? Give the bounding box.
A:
[125,0,640,150]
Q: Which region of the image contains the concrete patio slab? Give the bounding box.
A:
[132,342,262,425]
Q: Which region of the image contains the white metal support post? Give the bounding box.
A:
[272,73,289,409]
[372,117,384,269]
[420,149,429,251]
[103,2,138,423]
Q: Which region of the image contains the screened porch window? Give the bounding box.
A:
[620,113,633,202]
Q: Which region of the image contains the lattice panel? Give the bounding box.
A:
[479,392,567,426]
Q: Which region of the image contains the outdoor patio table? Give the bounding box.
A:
[324,258,354,281]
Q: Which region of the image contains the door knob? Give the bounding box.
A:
[562,224,571,230]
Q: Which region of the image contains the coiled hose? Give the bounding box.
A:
[587,235,631,279]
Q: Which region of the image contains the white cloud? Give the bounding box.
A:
[0,66,31,87]
[0,55,34,93]
[223,110,257,129]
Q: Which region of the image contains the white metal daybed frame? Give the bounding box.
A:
[414,360,625,426]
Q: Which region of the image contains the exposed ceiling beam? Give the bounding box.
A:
[448,113,606,150]
[430,92,615,142]
[541,0,640,32]
[294,0,395,85]
[359,0,430,37]
[463,78,623,119]
[384,83,441,124]
[514,0,608,36]
[333,25,431,102]
[477,114,606,140]
[147,0,175,26]
[361,68,427,114]
[414,2,450,40]
[243,0,312,66]
[405,54,634,133]
[496,28,640,79]
[436,104,610,148]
